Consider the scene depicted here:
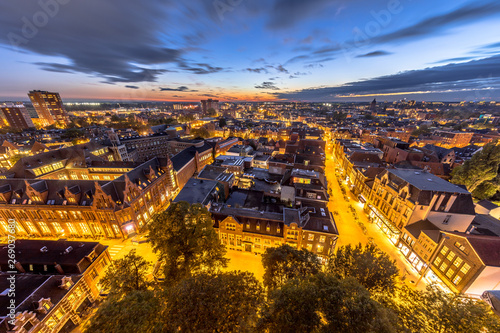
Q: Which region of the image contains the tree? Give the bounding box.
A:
[219,118,227,128]
[259,278,321,333]
[61,128,84,139]
[147,201,228,284]
[260,274,396,333]
[99,249,151,297]
[165,271,264,332]
[412,125,431,136]
[378,285,500,333]
[207,107,217,116]
[451,141,500,195]
[83,290,164,333]
[261,244,321,290]
[191,127,211,138]
[327,243,399,293]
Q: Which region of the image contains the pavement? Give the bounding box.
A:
[325,156,427,290]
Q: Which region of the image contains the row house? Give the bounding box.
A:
[0,157,179,239]
[366,169,476,245]
[211,200,338,259]
[0,239,111,333]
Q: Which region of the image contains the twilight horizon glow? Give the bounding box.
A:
[1,0,500,102]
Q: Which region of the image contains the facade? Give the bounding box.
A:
[428,232,500,297]
[0,157,179,239]
[366,169,475,245]
[28,90,70,126]
[0,103,35,130]
[431,131,473,148]
[0,240,110,333]
[201,99,219,113]
[211,200,338,259]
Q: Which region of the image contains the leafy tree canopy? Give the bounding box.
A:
[451,141,500,196]
[99,249,151,297]
[165,271,264,333]
[327,243,399,293]
[83,290,164,333]
[261,244,321,290]
[147,201,228,285]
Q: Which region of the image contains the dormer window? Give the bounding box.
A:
[266,223,270,232]
[256,222,260,231]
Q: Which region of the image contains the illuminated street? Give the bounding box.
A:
[325,157,424,288]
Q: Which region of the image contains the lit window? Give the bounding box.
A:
[434,257,442,266]
[308,234,314,241]
[446,251,455,262]
[460,263,471,275]
[453,275,462,285]
[440,263,448,272]
[453,257,463,267]
[317,245,324,252]
[440,246,449,256]
[319,236,326,243]
[446,268,455,279]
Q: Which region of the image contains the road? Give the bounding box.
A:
[325,156,426,289]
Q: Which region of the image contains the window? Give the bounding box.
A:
[306,243,313,251]
[319,236,326,243]
[460,263,471,275]
[256,223,260,231]
[440,263,448,272]
[440,246,449,256]
[38,222,50,234]
[308,234,314,241]
[446,268,455,279]
[266,223,270,232]
[317,245,324,252]
[277,225,281,233]
[246,223,250,229]
[446,251,455,262]
[226,223,236,231]
[434,257,442,266]
[453,275,462,285]
[453,257,463,267]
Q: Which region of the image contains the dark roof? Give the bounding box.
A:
[0,239,107,274]
[387,169,469,193]
[405,219,441,243]
[173,178,219,205]
[476,199,500,211]
[461,234,500,266]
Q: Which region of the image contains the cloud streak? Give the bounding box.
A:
[275,55,500,100]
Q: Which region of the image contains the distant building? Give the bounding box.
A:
[201,99,219,113]
[28,90,70,127]
[0,103,35,130]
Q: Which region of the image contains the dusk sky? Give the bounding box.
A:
[1,0,500,102]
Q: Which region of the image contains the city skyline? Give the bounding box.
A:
[1,0,500,102]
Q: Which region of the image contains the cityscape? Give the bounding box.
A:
[1,1,500,333]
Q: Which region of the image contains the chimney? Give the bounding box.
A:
[54,263,64,274]
[15,261,25,273]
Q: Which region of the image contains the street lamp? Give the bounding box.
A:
[415,233,450,287]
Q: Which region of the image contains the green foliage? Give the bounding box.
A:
[165,271,264,332]
[327,243,399,293]
[377,285,500,333]
[178,114,195,123]
[411,125,431,136]
[261,274,396,333]
[190,126,211,138]
[9,153,28,166]
[451,141,500,195]
[99,249,151,297]
[83,290,164,333]
[261,244,321,290]
[207,107,217,116]
[61,128,84,139]
[147,201,228,284]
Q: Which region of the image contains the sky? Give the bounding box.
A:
[1,0,500,102]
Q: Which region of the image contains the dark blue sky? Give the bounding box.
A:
[1,0,500,101]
